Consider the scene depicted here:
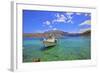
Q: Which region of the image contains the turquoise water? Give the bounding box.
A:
[23,36,91,62]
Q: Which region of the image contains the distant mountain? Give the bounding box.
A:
[44,30,68,38]
[23,30,91,38]
[23,33,48,38]
[81,30,91,36]
[44,30,65,34]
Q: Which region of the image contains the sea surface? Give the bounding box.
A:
[23,36,91,62]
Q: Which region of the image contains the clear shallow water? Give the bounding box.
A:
[23,36,91,62]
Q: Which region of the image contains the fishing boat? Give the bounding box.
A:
[43,34,57,47]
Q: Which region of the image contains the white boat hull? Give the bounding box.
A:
[43,40,57,47]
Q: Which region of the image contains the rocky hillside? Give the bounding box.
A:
[80,30,91,36]
[23,30,91,38]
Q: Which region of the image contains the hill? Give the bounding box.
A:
[23,30,91,38]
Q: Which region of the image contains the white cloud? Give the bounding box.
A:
[76,12,90,16]
[49,25,53,28]
[80,20,91,26]
[85,13,89,16]
[79,20,91,33]
[44,13,74,25]
[67,19,73,24]
[52,13,67,23]
[43,20,51,25]
[55,13,60,18]
[66,12,74,16]
[84,13,91,17]
[66,12,74,24]
[79,28,91,33]
[67,15,72,19]
[76,12,81,15]
[52,19,66,23]
[53,28,57,30]
[43,20,54,29]
[66,16,73,24]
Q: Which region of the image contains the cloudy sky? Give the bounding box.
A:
[23,10,91,33]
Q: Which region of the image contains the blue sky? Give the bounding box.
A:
[23,10,91,33]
